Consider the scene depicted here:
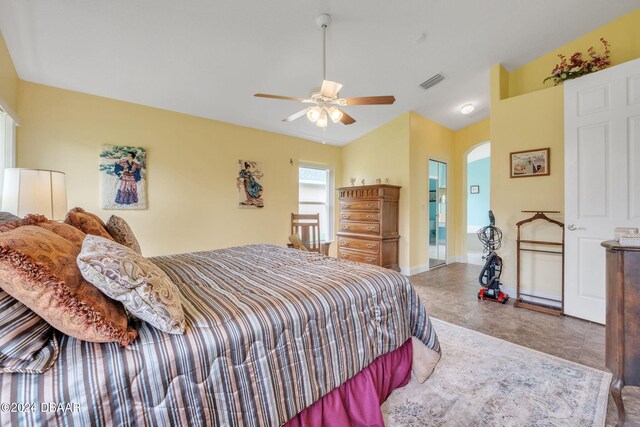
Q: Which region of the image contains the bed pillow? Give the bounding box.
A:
[65,208,114,241]
[0,214,87,248]
[0,289,59,374]
[77,235,185,335]
[68,207,107,228]
[0,212,20,223]
[106,215,142,254]
[0,226,137,346]
[36,221,87,248]
[0,213,44,232]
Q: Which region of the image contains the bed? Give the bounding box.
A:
[0,244,440,426]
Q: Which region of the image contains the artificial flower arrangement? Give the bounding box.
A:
[543,38,611,85]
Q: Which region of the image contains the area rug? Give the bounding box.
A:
[382,319,611,427]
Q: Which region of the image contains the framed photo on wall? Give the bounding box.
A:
[510,148,550,178]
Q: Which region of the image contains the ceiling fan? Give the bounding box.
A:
[254,14,396,128]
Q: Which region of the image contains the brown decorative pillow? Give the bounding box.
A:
[0,214,48,232]
[65,209,114,241]
[0,214,87,249]
[0,226,136,346]
[106,215,142,254]
[37,221,86,249]
[68,207,107,228]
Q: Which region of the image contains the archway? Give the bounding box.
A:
[466,142,490,265]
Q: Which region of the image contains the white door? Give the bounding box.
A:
[564,58,640,324]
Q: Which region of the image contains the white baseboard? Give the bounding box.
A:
[401,264,429,276]
[501,286,562,308]
[401,256,475,276]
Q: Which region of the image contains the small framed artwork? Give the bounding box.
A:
[510,148,550,178]
[470,185,480,194]
[237,160,264,208]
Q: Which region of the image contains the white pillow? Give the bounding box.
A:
[77,235,186,335]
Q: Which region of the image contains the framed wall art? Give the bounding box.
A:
[237,160,264,208]
[99,145,148,209]
[510,148,550,178]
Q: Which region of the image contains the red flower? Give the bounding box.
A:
[544,38,611,85]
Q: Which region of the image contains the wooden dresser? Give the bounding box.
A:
[602,241,640,427]
[337,184,400,271]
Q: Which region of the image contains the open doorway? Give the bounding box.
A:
[429,159,447,268]
[466,143,490,265]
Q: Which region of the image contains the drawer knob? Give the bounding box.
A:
[366,244,374,248]
[343,204,350,208]
[341,241,348,246]
[343,253,349,258]
[343,214,351,219]
[368,215,374,219]
[343,225,350,229]
[367,226,374,231]
[367,203,374,208]
[366,257,375,262]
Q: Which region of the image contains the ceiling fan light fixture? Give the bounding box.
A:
[307,106,322,123]
[315,109,328,128]
[328,107,343,123]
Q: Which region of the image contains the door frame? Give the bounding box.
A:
[428,157,449,269]
[462,141,491,264]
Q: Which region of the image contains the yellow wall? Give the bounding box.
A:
[0,31,18,118]
[341,111,461,274]
[509,8,640,97]
[16,81,342,257]
[490,9,640,296]
[490,65,564,295]
[452,118,490,258]
[341,113,411,271]
[409,113,455,270]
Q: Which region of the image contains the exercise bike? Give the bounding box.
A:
[477,210,509,304]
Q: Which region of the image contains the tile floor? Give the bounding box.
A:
[409,263,639,427]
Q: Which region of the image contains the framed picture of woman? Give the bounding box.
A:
[99,145,148,209]
[237,160,264,208]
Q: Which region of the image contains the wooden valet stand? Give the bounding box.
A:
[514,210,565,316]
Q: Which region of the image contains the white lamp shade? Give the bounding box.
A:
[1,169,68,220]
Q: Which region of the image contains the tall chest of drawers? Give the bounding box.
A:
[337,184,400,271]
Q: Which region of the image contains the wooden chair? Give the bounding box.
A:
[290,213,321,253]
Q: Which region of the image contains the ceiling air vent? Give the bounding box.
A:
[419,74,445,90]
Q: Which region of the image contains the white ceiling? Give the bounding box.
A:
[0,1,637,146]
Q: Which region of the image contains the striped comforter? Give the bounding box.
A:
[0,244,440,426]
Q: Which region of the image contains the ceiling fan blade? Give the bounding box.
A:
[254,93,306,102]
[340,111,356,125]
[320,80,343,99]
[343,96,396,105]
[282,109,308,122]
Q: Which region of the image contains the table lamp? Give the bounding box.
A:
[1,168,68,220]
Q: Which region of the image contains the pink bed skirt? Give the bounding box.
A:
[285,339,413,427]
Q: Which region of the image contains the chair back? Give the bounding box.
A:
[291,213,321,252]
